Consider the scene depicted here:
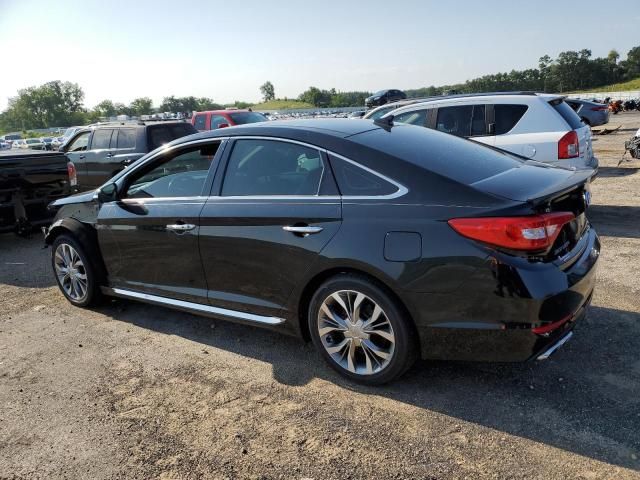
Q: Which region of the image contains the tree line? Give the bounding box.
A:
[2,44,639,133]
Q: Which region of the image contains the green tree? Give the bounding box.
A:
[260,81,275,102]
[129,97,153,116]
[93,99,116,118]
[0,81,86,131]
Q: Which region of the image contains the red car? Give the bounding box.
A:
[191,109,268,131]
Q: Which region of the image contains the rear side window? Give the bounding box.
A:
[394,109,427,126]
[147,124,197,150]
[436,106,473,137]
[550,100,583,130]
[221,139,324,196]
[116,129,136,149]
[194,114,206,130]
[91,129,113,150]
[494,105,528,135]
[329,155,399,197]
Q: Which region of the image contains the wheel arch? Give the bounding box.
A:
[296,266,420,350]
[46,218,108,284]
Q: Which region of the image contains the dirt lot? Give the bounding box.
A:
[1,114,639,480]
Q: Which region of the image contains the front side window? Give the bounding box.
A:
[394,109,427,126]
[125,144,218,199]
[67,132,90,152]
[436,105,473,137]
[210,115,229,129]
[221,139,323,196]
[91,129,114,150]
[116,129,136,149]
[494,104,528,135]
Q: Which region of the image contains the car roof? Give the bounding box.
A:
[194,109,255,115]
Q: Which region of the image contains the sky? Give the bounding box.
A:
[0,0,639,111]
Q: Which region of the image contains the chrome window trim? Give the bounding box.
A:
[106,287,285,325]
[119,134,408,201]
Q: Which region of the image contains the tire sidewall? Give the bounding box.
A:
[308,274,415,385]
[51,234,98,307]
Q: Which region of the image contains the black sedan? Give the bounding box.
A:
[365,89,407,109]
[45,119,599,384]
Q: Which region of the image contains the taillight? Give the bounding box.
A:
[590,106,608,111]
[558,130,579,159]
[448,212,575,251]
[67,161,77,186]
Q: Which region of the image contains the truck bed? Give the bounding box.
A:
[0,150,71,234]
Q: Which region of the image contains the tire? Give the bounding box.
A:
[51,234,102,307]
[308,274,417,385]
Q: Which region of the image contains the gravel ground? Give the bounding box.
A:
[1,114,639,480]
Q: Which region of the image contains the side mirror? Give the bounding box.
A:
[218,123,229,129]
[97,182,118,203]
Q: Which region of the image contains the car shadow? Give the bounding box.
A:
[596,166,639,178]
[99,300,639,471]
[588,205,640,239]
[0,233,55,288]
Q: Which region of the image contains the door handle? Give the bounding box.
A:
[106,153,114,158]
[166,223,196,233]
[283,225,323,236]
[78,155,85,160]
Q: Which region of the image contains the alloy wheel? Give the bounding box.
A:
[317,290,396,375]
[54,243,88,301]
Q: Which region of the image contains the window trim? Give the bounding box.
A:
[111,135,408,202]
[218,136,408,200]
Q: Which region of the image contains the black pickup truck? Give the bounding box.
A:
[61,121,197,191]
[0,150,74,235]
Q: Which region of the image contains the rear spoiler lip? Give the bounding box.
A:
[525,168,595,206]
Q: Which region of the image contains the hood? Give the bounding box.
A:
[471,162,594,203]
[50,189,97,207]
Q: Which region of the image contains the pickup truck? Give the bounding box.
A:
[61,121,197,191]
[0,150,74,235]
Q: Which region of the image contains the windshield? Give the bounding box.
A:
[228,112,268,125]
[373,90,387,96]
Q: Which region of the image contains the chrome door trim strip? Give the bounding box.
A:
[104,287,285,325]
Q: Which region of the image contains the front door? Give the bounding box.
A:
[97,141,223,303]
[199,138,342,319]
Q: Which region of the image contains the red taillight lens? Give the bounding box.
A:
[590,106,607,111]
[448,212,575,251]
[558,130,579,159]
[67,161,77,186]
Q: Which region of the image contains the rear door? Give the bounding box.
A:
[490,104,532,156]
[97,140,223,303]
[198,137,342,320]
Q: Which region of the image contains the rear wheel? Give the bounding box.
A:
[308,274,417,385]
[51,234,102,307]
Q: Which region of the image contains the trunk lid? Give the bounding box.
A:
[471,163,593,261]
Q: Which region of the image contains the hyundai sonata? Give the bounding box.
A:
[45,119,599,384]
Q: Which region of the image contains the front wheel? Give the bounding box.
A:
[51,234,102,307]
[308,274,417,385]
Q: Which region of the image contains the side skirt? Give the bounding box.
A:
[101,286,286,326]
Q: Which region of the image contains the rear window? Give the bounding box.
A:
[147,123,197,150]
[351,125,523,186]
[550,99,583,130]
[228,112,268,125]
[494,104,528,135]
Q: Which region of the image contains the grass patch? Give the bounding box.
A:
[251,99,315,110]
[572,77,640,93]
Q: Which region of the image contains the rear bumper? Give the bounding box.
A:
[406,227,599,362]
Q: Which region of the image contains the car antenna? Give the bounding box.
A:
[374,114,394,131]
